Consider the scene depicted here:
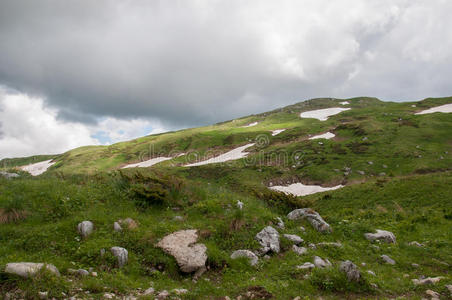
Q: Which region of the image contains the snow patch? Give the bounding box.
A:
[300,107,350,121]
[309,132,335,140]
[271,129,286,136]
[339,101,349,105]
[270,183,343,196]
[415,103,452,115]
[242,122,258,127]
[185,143,254,167]
[21,160,55,176]
[122,157,172,168]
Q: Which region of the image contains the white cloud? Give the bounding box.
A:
[0,88,168,158]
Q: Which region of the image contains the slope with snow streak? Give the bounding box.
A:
[122,157,173,168]
[242,122,258,127]
[185,143,254,167]
[415,103,452,115]
[21,160,55,176]
[300,107,350,121]
[270,183,343,196]
[271,129,286,136]
[309,132,335,140]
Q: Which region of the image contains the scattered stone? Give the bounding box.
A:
[287,208,331,233]
[38,291,48,299]
[241,286,272,299]
[111,247,128,268]
[313,256,332,268]
[411,263,420,268]
[173,215,184,221]
[370,245,380,250]
[308,243,316,249]
[157,230,207,273]
[368,161,373,165]
[379,172,386,176]
[77,221,94,238]
[299,226,305,232]
[276,217,285,229]
[292,245,307,255]
[156,290,169,299]
[143,287,155,296]
[364,229,396,243]
[340,260,361,282]
[67,268,89,277]
[172,288,188,295]
[382,164,388,168]
[230,250,259,266]
[367,270,376,276]
[283,234,303,245]
[357,170,365,175]
[113,222,122,232]
[296,262,315,270]
[237,200,244,210]
[412,277,444,285]
[425,289,440,299]
[255,226,280,254]
[5,262,60,278]
[91,271,97,277]
[446,285,452,296]
[103,293,115,299]
[316,242,342,248]
[408,241,424,247]
[100,248,106,256]
[381,255,395,265]
[118,218,138,230]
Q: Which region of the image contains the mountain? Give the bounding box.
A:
[1,97,451,299]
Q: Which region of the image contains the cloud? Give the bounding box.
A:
[0,1,451,157]
[0,88,166,158]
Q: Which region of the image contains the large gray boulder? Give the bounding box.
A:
[77,221,94,238]
[230,250,258,266]
[111,247,128,268]
[157,230,207,273]
[340,260,361,282]
[5,263,60,278]
[255,226,280,254]
[287,208,331,233]
[364,229,396,243]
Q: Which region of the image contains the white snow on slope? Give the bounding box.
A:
[122,157,173,168]
[270,183,343,196]
[339,101,349,105]
[271,129,286,136]
[415,103,452,115]
[309,132,335,140]
[21,160,55,176]
[243,122,258,127]
[300,107,350,121]
[185,143,255,167]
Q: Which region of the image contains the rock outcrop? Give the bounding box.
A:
[287,208,331,233]
[157,229,207,273]
[5,263,60,278]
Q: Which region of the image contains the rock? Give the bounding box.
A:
[172,288,188,295]
[255,226,280,254]
[446,284,452,296]
[364,229,396,243]
[283,234,303,245]
[411,263,420,268]
[91,271,97,277]
[287,208,331,233]
[110,247,128,268]
[299,226,305,232]
[5,262,60,278]
[156,290,169,299]
[357,170,365,175]
[316,242,342,248]
[412,277,444,285]
[103,293,115,299]
[237,200,244,210]
[113,222,122,232]
[425,289,440,299]
[276,217,285,229]
[67,268,89,276]
[230,250,259,266]
[381,255,395,265]
[38,291,48,299]
[118,218,138,230]
[368,161,373,165]
[313,256,332,268]
[296,262,315,270]
[173,215,184,221]
[157,229,207,273]
[77,221,94,238]
[367,270,376,276]
[340,260,361,282]
[0,171,19,179]
[142,287,155,296]
[308,243,316,249]
[292,245,307,255]
[408,241,424,247]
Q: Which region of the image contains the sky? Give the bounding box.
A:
[0,0,451,158]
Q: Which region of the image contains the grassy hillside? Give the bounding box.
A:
[1,96,452,299]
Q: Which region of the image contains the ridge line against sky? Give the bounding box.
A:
[0,0,451,158]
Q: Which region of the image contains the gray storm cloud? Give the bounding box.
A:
[0,0,451,129]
